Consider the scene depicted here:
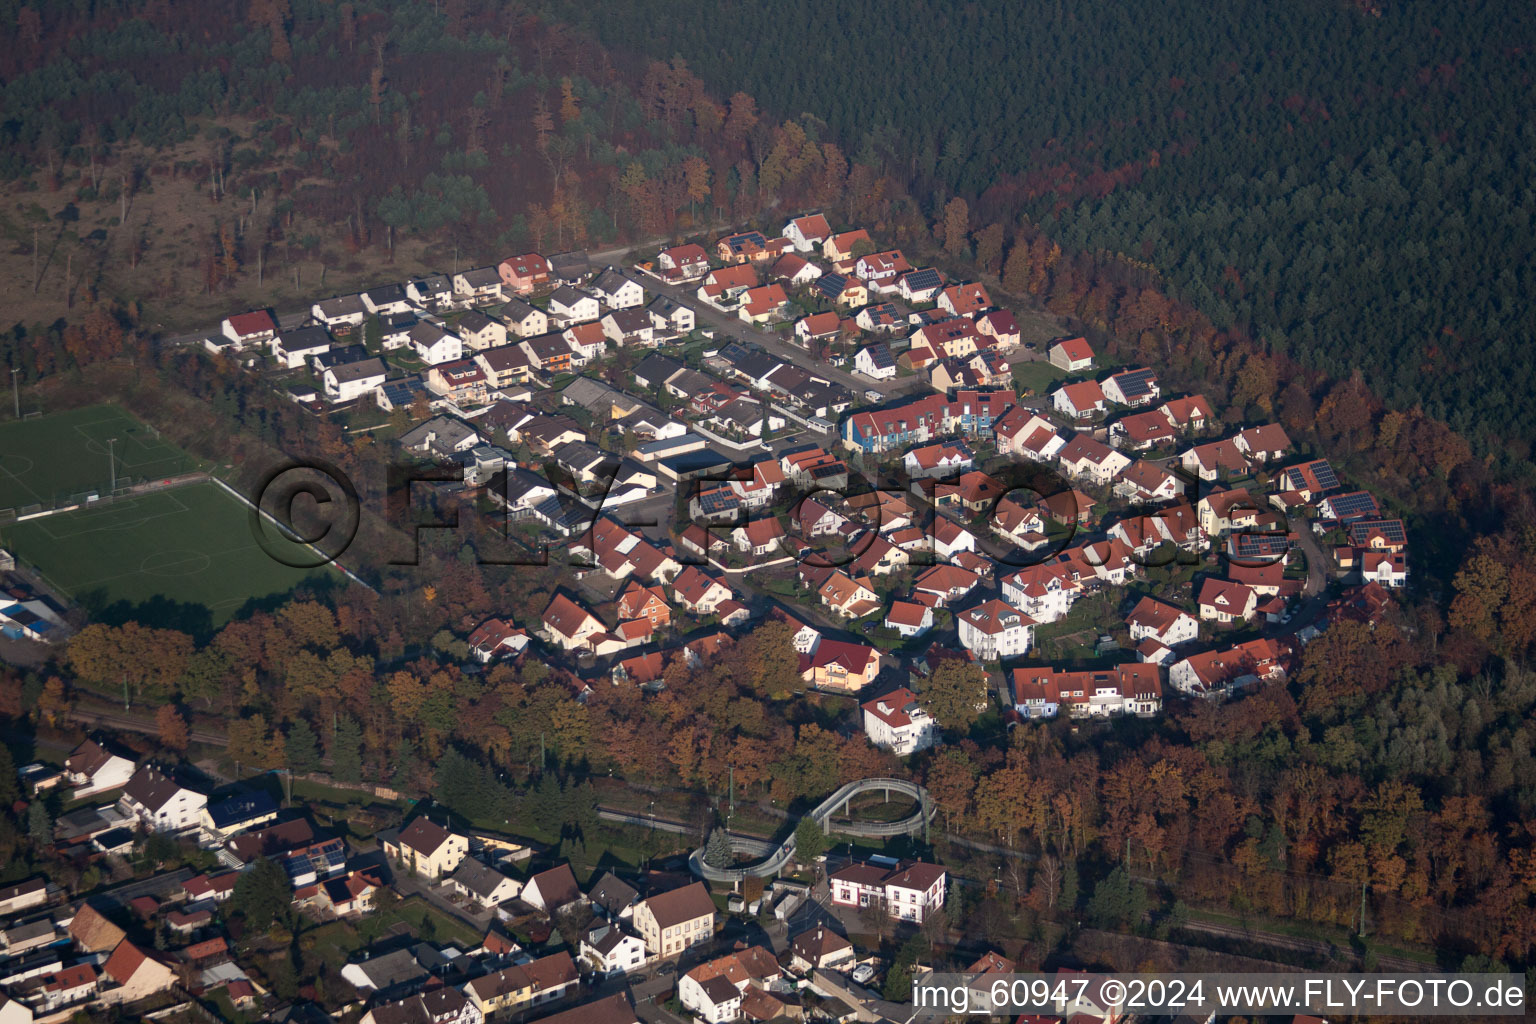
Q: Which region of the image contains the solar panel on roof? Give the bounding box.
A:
[1309,460,1340,491]
[1349,519,1406,545]
[1326,491,1380,519]
[1234,534,1291,557]
[1113,368,1158,398]
[697,489,738,515]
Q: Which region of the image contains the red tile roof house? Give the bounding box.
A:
[1052,380,1107,421]
[499,252,553,294]
[783,212,833,252]
[466,618,530,662]
[1048,335,1095,371]
[1126,596,1200,648]
[1169,639,1286,696]
[912,564,982,607]
[799,640,885,692]
[938,281,992,318]
[1197,578,1258,624]
[822,229,872,262]
[956,598,1037,661]
[829,860,947,923]
[613,650,666,685]
[795,310,843,347]
[541,593,605,650]
[1232,423,1293,463]
[1180,437,1251,481]
[1160,393,1216,432]
[219,309,277,348]
[861,687,937,756]
[1011,664,1164,719]
[738,283,791,324]
[731,516,787,558]
[884,600,935,638]
[656,243,711,282]
[671,567,735,616]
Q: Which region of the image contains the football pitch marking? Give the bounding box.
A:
[0,456,42,506]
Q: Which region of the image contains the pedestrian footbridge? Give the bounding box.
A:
[688,777,933,883]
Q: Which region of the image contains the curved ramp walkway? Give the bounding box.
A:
[690,777,933,883]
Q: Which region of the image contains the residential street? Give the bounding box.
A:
[616,266,930,402]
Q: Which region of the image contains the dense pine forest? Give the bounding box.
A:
[552,0,1536,467]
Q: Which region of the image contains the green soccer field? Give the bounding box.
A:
[0,404,198,511]
[0,483,335,631]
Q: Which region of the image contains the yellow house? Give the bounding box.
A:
[100,941,178,1005]
[464,951,578,1016]
[633,882,717,956]
[382,818,468,879]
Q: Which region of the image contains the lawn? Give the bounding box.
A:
[0,403,198,510]
[0,482,335,632]
[1011,361,1067,396]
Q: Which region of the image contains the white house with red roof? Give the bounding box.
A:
[829,860,947,923]
[219,310,277,347]
[1048,336,1095,372]
[861,688,936,756]
[1011,665,1163,719]
[783,213,833,252]
[1232,423,1293,462]
[671,567,735,616]
[1126,596,1199,648]
[1052,380,1107,421]
[541,593,605,649]
[466,618,530,662]
[738,284,790,324]
[656,243,711,282]
[1109,408,1179,450]
[1197,578,1257,623]
[1113,460,1183,503]
[1181,438,1250,481]
[902,441,973,479]
[1000,564,1081,624]
[912,564,982,607]
[794,311,842,347]
[956,599,1036,661]
[1160,394,1215,432]
[1056,435,1132,485]
[731,517,786,558]
[1169,639,1286,695]
[883,601,934,638]
[938,282,991,318]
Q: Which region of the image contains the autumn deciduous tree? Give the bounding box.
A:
[37,677,70,727]
[1001,241,1030,294]
[924,747,978,830]
[227,713,282,771]
[941,197,970,258]
[156,705,189,752]
[919,660,989,731]
[973,223,1005,274]
[723,92,758,145]
[559,77,581,125]
[67,623,193,700]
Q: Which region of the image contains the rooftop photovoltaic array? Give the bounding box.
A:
[1112,368,1158,398]
[1324,490,1380,519]
[903,268,942,291]
[1348,518,1406,546]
